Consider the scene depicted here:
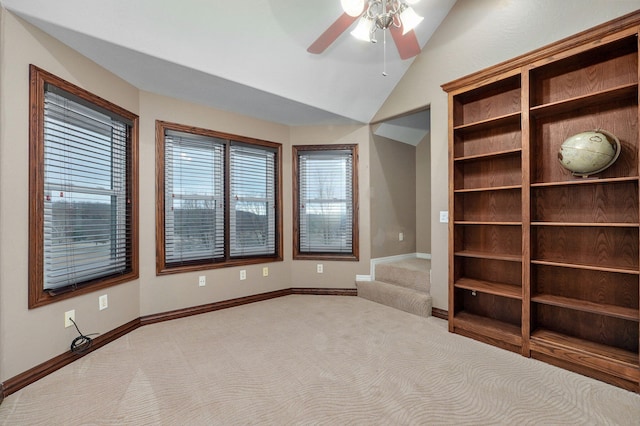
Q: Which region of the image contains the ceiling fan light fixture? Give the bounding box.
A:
[341,0,366,17]
[351,17,374,42]
[399,5,424,35]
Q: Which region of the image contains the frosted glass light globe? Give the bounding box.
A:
[341,0,365,17]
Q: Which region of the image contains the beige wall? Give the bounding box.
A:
[375,0,640,310]
[137,92,293,316]
[288,125,372,286]
[416,132,431,255]
[0,10,141,380]
[369,135,416,259]
[0,11,372,381]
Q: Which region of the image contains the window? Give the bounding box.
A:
[293,145,358,260]
[156,121,281,273]
[28,65,139,308]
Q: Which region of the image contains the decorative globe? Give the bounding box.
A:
[558,130,621,177]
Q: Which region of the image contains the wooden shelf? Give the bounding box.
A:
[531,259,640,275]
[455,221,521,226]
[531,222,639,228]
[530,329,639,377]
[455,277,522,300]
[453,148,521,162]
[453,311,522,347]
[530,83,638,118]
[531,176,639,188]
[454,185,521,193]
[532,294,639,321]
[453,111,521,133]
[455,250,522,262]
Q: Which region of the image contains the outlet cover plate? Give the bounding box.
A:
[64,309,75,328]
[99,294,108,310]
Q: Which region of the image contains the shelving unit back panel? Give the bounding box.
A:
[454,123,521,158]
[456,289,522,326]
[532,264,639,310]
[455,155,522,190]
[531,100,638,183]
[453,75,521,127]
[455,224,522,257]
[531,181,639,223]
[530,36,638,107]
[455,189,522,222]
[457,257,522,287]
[533,304,639,353]
[532,226,639,270]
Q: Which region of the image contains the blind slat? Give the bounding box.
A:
[298,149,354,254]
[43,87,132,290]
[165,132,225,264]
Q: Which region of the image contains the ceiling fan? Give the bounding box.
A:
[308,0,424,60]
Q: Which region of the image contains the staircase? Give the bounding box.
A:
[356,258,432,317]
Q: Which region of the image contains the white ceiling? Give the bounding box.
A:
[1,0,455,127]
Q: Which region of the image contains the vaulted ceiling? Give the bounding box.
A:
[2,0,456,127]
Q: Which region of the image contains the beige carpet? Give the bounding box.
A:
[1,295,638,425]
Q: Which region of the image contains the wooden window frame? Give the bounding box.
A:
[28,65,139,308]
[292,144,359,261]
[155,120,283,275]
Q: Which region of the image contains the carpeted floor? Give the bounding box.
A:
[1,295,638,425]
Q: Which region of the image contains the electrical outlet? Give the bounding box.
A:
[199,275,206,286]
[439,211,449,223]
[399,232,404,241]
[64,309,75,328]
[317,263,323,273]
[262,267,269,277]
[99,294,108,310]
[240,269,247,280]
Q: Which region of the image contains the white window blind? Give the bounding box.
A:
[298,149,354,254]
[230,143,277,256]
[43,85,133,291]
[164,130,225,265]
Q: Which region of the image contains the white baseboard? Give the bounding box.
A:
[355,274,371,282]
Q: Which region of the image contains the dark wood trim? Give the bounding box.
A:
[140,289,293,326]
[2,319,140,398]
[28,65,140,308]
[155,120,284,275]
[292,144,360,261]
[291,288,357,296]
[1,289,356,400]
[431,307,448,320]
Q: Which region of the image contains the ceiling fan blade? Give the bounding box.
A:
[307,13,358,54]
[389,26,421,60]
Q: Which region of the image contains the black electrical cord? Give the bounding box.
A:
[69,318,99,354]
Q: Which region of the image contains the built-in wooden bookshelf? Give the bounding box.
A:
[443,12,640,392]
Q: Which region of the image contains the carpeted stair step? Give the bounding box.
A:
[356,280,432,318]
[375,260,430,293]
